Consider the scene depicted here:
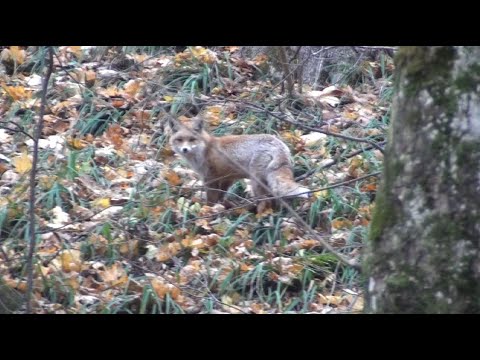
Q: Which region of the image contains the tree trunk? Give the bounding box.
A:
[364,46,480,313]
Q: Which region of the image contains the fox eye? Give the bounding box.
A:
[175,138,183,142]
[188,137,196,142]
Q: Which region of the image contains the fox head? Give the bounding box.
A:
[168,116,207,156]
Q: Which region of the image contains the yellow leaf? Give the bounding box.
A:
[240,263,253,272]
[9,46,26,64]
[318,294,343,306]
[163,95,174,103]
[351,296,364,312]
[221,295,233,305]
[255,207,274,218]
[67,46,83,58]
[205,106,222,114]
[13,151,32,174]
[123,80,141,98]
[150,278,181,299]
[65,275,80,290]
[67,137,88,150]
[331,218,352,230]
[100,263,128,287]
[92,198,111,208]
[156,242,181,262]
[190,46,217,64]
[313,190,328,199]
[1,84,32,101]
[191,46,207,58]
[60,250,82,273]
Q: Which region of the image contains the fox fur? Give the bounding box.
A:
[168,116,309,213]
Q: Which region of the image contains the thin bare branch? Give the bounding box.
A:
[204,98,385,153]
[26,47,54,314]
[295,142,385,181]
[0,122,35,140]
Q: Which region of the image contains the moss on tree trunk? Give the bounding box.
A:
[364,46,480,313]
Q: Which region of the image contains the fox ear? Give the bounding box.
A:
[167,116,180,132]
[191,116,204,132]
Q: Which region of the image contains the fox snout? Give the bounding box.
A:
[181,146,190,153]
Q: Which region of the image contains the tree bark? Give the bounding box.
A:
[364,46,480,313]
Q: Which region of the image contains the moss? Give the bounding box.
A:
[396,47,459,117]
[457,141,480,166]
[0,278,23,314]
[455,63,480,92]
[366,47,480,313]
[368,154,403,244]
[396,47,456,91]
[368,189,391,243]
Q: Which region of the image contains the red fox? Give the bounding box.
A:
[168,116,309,213]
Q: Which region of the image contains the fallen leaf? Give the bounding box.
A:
[163,170,182,186]
[1,84,32,101]
[150,278,181,299]
[361,183,377,192]
[46,206,71,229]
[12,151,32,174]
[92,198,111,209]
[8,46,26,64]
[67,46,83,58]
[331,218,352,230]
[99,263,128,287]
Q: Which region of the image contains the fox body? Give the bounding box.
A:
[168,117,309,212]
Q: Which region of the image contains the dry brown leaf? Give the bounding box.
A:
[331,218,352,230]
[119,240,139,257]
[150,278,181,299]
[123,79,142,98]
[240,263,254,272]
[299,239,318,249]
[156,242,181,262]
[361,183,377,192]
[105,124,124,149]
[225,46,240,53]
[99,263,128,287]
[111,98,126,108]
[2,275,27,293]
[163,170,182,186]
[0,162,8,176]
